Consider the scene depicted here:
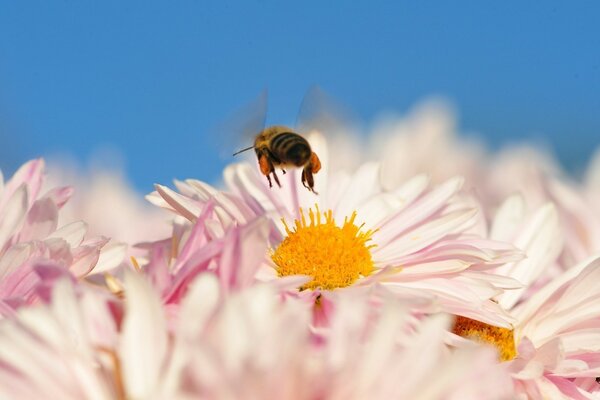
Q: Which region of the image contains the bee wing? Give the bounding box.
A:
[295,86,363,174]
[214,90,268,160]
[295,86,356,137]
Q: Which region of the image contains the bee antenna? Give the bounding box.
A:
[232,145,255,156]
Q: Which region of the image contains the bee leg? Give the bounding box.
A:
[309,152,321,174]
[271,168,282,188]
[301,166,319,195]
[258,153,275,188]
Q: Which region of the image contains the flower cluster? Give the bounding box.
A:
[1,104,600,399]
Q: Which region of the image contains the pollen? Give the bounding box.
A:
[452,316,517,362]
[272,206,376,290]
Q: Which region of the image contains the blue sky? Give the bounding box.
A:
[1,1,599,191]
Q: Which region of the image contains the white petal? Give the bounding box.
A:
[375,208,477,260]
[91,242,127,273]
[490,194,526,241]
[375,176,464,244]
[0,184,28,249]
[155,184,202,221]
[47,221,88,248]
[497,203,562,309]
[120,270,168,398]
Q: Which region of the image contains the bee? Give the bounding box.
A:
[233,125,321,194]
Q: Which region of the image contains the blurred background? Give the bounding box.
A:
[0,1,599,192]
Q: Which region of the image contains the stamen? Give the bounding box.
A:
[272,206,376,290]
[452,316,517,362]
[130,256,141,271]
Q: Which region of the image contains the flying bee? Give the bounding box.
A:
[232,125,322,193]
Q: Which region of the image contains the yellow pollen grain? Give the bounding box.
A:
[272,206,376,290]
[452,316,517,362]
[130,256,141,271]
[104,273,124,298]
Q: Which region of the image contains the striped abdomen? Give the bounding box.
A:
[269,132,312,167]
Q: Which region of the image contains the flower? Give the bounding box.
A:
[0,265,517,400]
[454,195,600,398]
[0,159,125,316]
[146,133,522,327]
[370,99,486,191]
[46,164,171,247]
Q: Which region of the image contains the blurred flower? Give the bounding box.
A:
[0,266,517,400]
[0,159,125,316]
[46,163,171,251]
[370,99,486,191]
[485,146,600,270]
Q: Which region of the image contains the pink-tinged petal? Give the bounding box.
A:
[0,260,40,298]
[224,163,291,217]
[0,159,44,211]
[375,176,464,238]
[544,376,598,400]
[490,194,527,241]
[514,255,600,328]
[0,242,34,280]
[178,178,218,200]
[390,315,450,398]
[47,221,88,248]
[48,279,94,357]
[45,238,74,266]
[459,271,523,290]
[178,273,220,338]
[172,200,215,272]
[524,262,600,345]
[91,242,127,274]
[70,238,109,277]
[185,179,256,224]
[330,162,381,220]
[42,186,74,209]
[79,290,117,349]
[390,259,472,277]
[18,197,59,243]
[496,203,562,309]
[0,184,28,250]
[165,240,224,303]
[155,184,202,221]
[217,219,269,293]
[391,173,431,207]
[374,208,477,259]
[120,270,168,399]
[145,190,173,210]
[161,274,221,394]
[30,263,76,303]
[384,279,515,327]
[558,329,600,354]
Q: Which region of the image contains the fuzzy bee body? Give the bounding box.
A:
[238,125,321,193]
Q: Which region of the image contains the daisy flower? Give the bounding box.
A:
[485,146,600,269]
[452,195,600,399]
[147,132,522,327]
[0,159,125,316]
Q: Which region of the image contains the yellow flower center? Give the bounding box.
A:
[452,316,517,362]
[272,207,376,290]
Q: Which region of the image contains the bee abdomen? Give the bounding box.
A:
[271,132,311,166]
